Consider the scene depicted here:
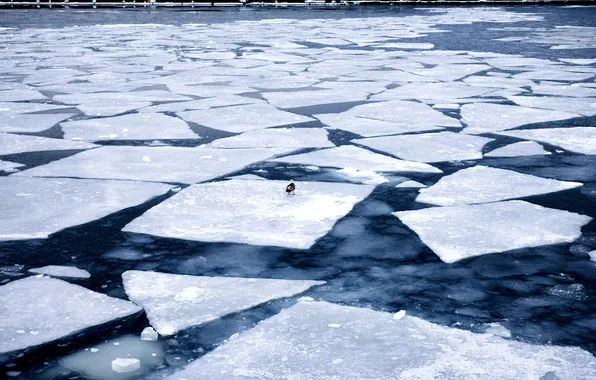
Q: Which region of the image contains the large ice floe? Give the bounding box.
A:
[0,276,141,354]
[0,132,97,156]
[260,89,369,108]
[28,265,91,279]
[371,82,496,103]
[395,200,591,263]
[60,113,198,141]
[177,103,313,133]
[205,127,333,149]
[167,300,596,380]
[123,180,374,249]
[484,141,551,158]
[14,146,285,184]
[496,127,596,155]
[0,113,77,133]
[355,132,493,163]
[506,95,596,117]
[271,145,442,173]
[122,270,324,336]
[0,177,171,241]
[416,166,582,206]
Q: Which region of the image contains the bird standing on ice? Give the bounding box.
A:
[286,179,296,195]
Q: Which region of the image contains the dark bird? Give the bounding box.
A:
[286,179,296,195]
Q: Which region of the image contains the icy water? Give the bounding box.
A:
[0,4,596,379]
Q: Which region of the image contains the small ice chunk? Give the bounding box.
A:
[122,270,324,336]
[496,127,596,155]
[123,180,373,249]
[0,133,97,156]
[205,128,333,149]
[395,200,591,263]
[395,180,426,188]
[376,42,434,49]
[588,251,596,262]
[416,166,582,206]
[485,141,551,158]
[337,167,389,185]
[111,358,141,373]
[485,323,512,338]
[432,103,460,110]
[356,132,493,163]
[393,310,406,320]
[0,160,24,173]
[141,327,158,341]
[28,265,91,279]
[227,174,266,181]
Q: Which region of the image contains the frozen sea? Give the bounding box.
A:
[0,4,596,379]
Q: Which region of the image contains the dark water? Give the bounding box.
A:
[0,4,595,379]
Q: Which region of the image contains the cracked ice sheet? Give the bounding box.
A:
[0,276,141,354]
[461,103,580,135]
[396,200,591,263]
[496,127,596,155]
[416,166,582,206]
[484,141,550,158]
[29,265,90,279]
[138,96,260,114]
[271,145,441,174]
[0,89,47,102]
[0,160,23,173]
[122,270,324,336]
[205,128,333,149]
[0,102,74,116]
[0,113,77,133]
[371,82,496,104]
[355,132,493,163]
[315,113,445,138]
[177,103,313,133]
[506,96,596,117]
[261,89,369,109]
[405,63,492,82]
[0,177,172,241]
[61,113,198,141]
[0,133,97,155]
[75,99,152,117]
[53,90,192,105]
[15,146,286,184]
[123,180,374,249]
[167,300,596,380]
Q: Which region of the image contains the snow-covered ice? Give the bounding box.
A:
[112,358,141,373]
[416,166,582,206]
[336,167,389,185]
[271,145,442,173]
[75,99,152,117]
[167,300,596,380]
[0,276,141,354]
[15,146,285,184]
[261,89,369,109]
[53,90,192,105]
[484,141,551,158]
[205,127,333,149]
[356,132,493,163]
[372,82,495,103]
[507,96,596,117]
[0,133,97,156]
[589,250,596,262]
[0,160,24,173]
[177,103,313,133]
[61,113,198,141]
[0,177,171,241]
[28,265,91,279]
[123,180,374,249]
[0,113,77,133]
[461,103,580,135]
[496,127,596,155]
[395,200,591,263]
[0,101,73,116]
[140,327,158,341]
[122,270,324,336]
[395,180,426,188]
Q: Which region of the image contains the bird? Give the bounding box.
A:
[286,179,296,195]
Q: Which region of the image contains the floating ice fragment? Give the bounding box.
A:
[141,327,158,341]
[484,141,551,158]
[485,323,512,338]
[112,358,141,373]
[336,167,389,185]
[589,251,596,262]
[393,310,406,320]
[28,265,91,279]
[0,113,76,133]
[496,127,596,155]
[0,160,24,173]
[0,133,97,156]
[507,96,596,117]
[205,127,333,149]
[395,180,426,188]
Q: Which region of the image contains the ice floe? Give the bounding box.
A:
[0,276,141,354]
[0,160,24,173]
[205,127,333,149]
[15,146,285,184]
[28,265,91,279]
[507,96,596,117]
[395,200,591,263]
[61,113,198,141]
[496,127,596,155]
[461,103,580,135]
[0,101,73,116]
[261,89,369,109]
[177,103,313,133]
[123,180,373,249]
[122,270,324,336]
[75,99,152,117]
[168,300,596,380]
[395,180,427,188]
[53,90,192,105]
[0,89,47,102]
[372,82,495,103]
[356,132,493,163]
[0,113,77,133]
[416,166,582,206]
[0,133,97,156]
[0,177,171,241]
[484,141,551,158]
[271,145,441,173]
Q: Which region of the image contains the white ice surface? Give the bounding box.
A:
[0,113,77,133]
[395,200,591,263]
[336,167,389,185]
[0,133,97,155]
[76,99,152,117]
[177,103,313,133]
[396,180,426,188]
[484,141,551,157]
[261,89,368,109]
[0,89,47,102]
[15,146,285,184]
[123,180,373,249]
[513,70,593,81]
[589,250,596,262]
[0,276,141,354]
[53,90,192,105]
[205,127,333,149]
[356,132,493,163]
[168,300,596,380]
[61,113,198,141]
[140,327,158,341]
[271,145,442,173]
[372,82,495,103]
[496,127,596,155]
[138,96,259,114]
[122,270,324,336]
[0,177,172,241]
[0,160,24,173]
[461,103,580,134]
[28,265,91,279]
[0,102,73,116]
[507,96,596,117]
[112,358,141,374]
[416,166,582,206]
